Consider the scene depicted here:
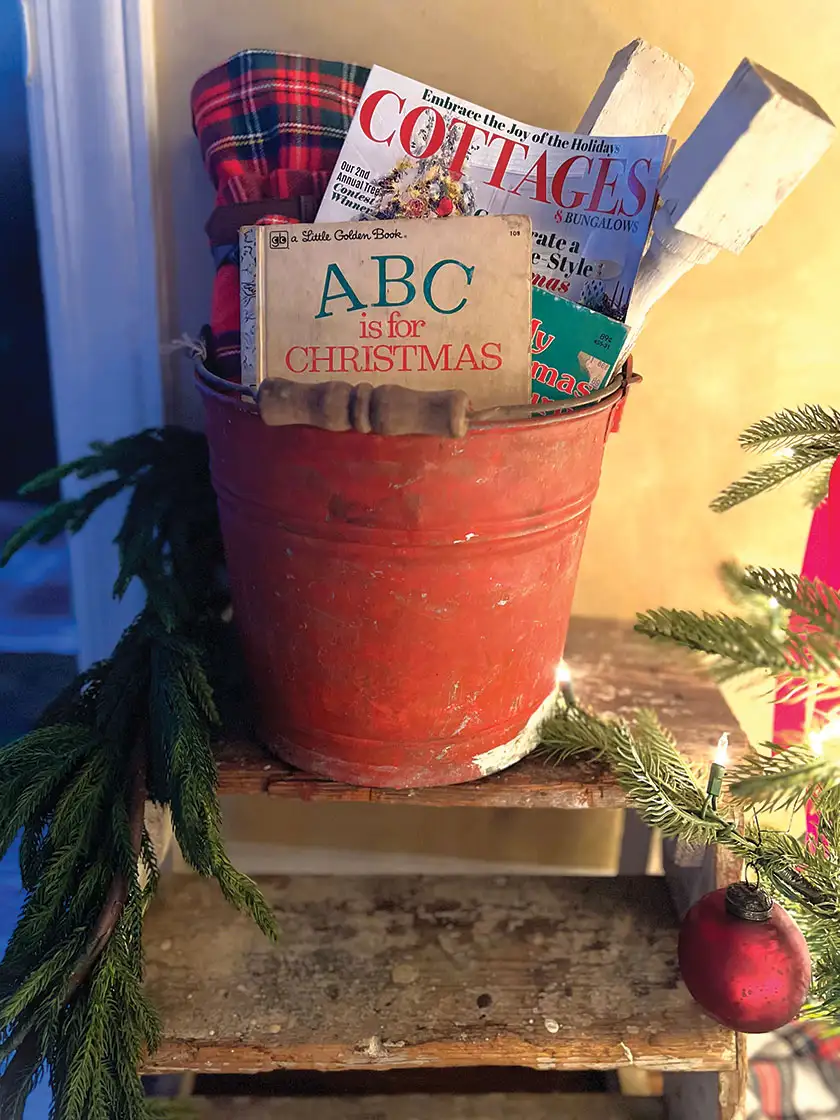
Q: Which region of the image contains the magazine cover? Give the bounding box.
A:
[530,287,628,404]
[316,65,669,320]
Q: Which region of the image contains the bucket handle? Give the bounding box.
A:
[195,360,258,402]
[193,348,638,437]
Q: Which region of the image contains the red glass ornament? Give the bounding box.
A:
[678,883,810,1033]
[436,197,454,216]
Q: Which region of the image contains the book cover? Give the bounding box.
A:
[530,287,628,404]
[240,215,533,408]
[315,65,668,320]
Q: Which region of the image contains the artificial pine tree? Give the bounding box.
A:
[540,403,840,1025]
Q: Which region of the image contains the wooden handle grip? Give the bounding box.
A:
[257,378,469,438]
[369,385,469,438]
[258,378,356,432]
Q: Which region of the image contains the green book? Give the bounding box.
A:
[530,287,628,404]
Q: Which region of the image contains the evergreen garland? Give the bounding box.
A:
[0,429,275,1119]
[738,405,840,452]
[711,404,840,511]
[539,401,840,1025]
[537,706,840,1021]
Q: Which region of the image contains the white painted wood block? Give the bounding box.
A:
[663,59,835,252]
[624,60,835,348]
[625,207,719,337]
[577,38,694,137]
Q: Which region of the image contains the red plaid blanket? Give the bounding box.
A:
[191,50,369,377]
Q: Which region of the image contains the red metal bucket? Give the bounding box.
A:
[200,374,631,788]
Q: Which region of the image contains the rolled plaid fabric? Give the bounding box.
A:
[191,50,370,378]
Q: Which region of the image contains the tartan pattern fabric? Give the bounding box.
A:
[191,50,370,377]
[747,1024,840,1118]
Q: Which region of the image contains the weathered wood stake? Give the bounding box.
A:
[577,38,693,137]
[625,59,835,343]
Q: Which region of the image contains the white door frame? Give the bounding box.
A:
[22,0,164,666]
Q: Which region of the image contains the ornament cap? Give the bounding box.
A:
[725,881,773,922]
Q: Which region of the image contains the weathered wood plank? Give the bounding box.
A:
[189,1093,664,1118]
[718,1035,748,1120]
[144,875,736,1075]
[216,619,745,807]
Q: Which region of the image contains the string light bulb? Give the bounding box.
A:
[554,661,575,707]
[808,716,840,757]
[705,732,729,809]
[715,732,730,766]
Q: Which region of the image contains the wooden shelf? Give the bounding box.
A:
[189,1093,664,1118]
[143,873,736,1076]
[215,617,745,808]
[150,617,747,1117]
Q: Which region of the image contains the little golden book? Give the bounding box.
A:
[239,215,532,409]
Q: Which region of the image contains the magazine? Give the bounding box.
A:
[530,287,628,404]
[316,65,669,321]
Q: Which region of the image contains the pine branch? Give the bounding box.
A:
[17,431,162,495]
[0,428,274,1119]
[711,442,837,512]
[148,630,276,939]
[740,568,840,640]
[0,1033,41,1118]
[738,405,840,452]
[634,607,836,681]
[49,888,161,1120]
[719,559,774,615]
[581,401,840,1023]
[727,742,837,813]
[0,478,126,562]
[812,778,840,819]
[805,460,833,509]
[539,707,732,847]
[646,569,840,697]
[0,730,149,1120]
[537,706,840,1017]
[2,428,224,629]
[67,743,146,995]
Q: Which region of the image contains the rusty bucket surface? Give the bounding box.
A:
[200,376,630,788]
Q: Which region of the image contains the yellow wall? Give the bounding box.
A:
[153,0,839,624]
